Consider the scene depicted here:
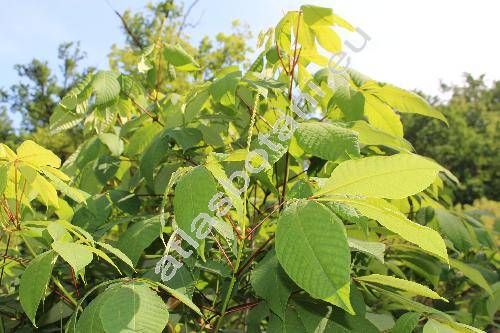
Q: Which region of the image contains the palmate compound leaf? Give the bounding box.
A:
[328,197,448,262]
[315,154,444,199]
[357,274,447,301]
[19,250,58,326]
[275,200,351,300]
[294,122,360,161]
[250,249,295,319]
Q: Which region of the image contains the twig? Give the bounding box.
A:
[275,41,289,75]
[125,93,165,126]
[210,231,234,271]
[155,17,166,101]
[225,214,243,240]
[177,0,200,38]
[236,235,274,277]
[69,266,80,297]
[0,233,12,284]
[244,202,284,240]
[112,9,144,50]
[0,254,29,265]
[280,11,302,210]
[225,300,261,315]
[236,92,272,129]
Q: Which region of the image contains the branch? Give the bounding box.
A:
[177,0,201,38]
[113,10,145,50]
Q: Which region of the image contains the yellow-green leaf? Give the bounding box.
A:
[52,241,93,273]
[357,274,447,301]
[17,140,61,168]
[316,154,443,199]
[312,26,342,53]
[330,197,448,262]
[364,94,403,137]
[363,81,448,124]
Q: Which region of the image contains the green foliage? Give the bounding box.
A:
[0,3,497,333]
[403,74,499,203]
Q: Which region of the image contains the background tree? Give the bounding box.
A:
[403,74,499,204]
[108,0,252,91]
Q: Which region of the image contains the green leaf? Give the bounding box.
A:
[185,89,209,123]
[163,43,200,71]
[209,71,241,106]
[348,238,385,263]
[316,154,443,199]
[435,209,472,251]
[391,312,421,333]
[276,200,350,299]
[91,71,120,106]
[97,242,135,271]
[363,81,448,124]
[99,283,169,333]
[251,130,290,165]
[357,274,447,301]
[109,190,140,214]
[75,284,120,333]
[324,282,355,315]
[19,251,57,326]
[43,170,90,203]
[329,76,365,121]
[116,216,161,267]
[49,106,84,134]
[174,166,218,241]
[98,133,124,157]
[0,164,8,195]
[52,241,93,273]
[153,281,203,316]
[332,197,448,262]
[140,132,169,187]
[301,5,339,27]
[423,319,458,333]
[313,26,342,53]
[449,258,493,294]
[125,122,163,157]
[250,250,294,319]
[165,127,202,151]
[295,122,360,161]
[364,94,403,137]
[349,121,413,151]
[205,154,245,222]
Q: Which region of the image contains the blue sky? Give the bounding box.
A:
[1,0,499,127]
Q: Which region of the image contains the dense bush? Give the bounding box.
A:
[0,4,497,333]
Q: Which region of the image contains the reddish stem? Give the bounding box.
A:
[211,231,234,271]
[236,235,275,277]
